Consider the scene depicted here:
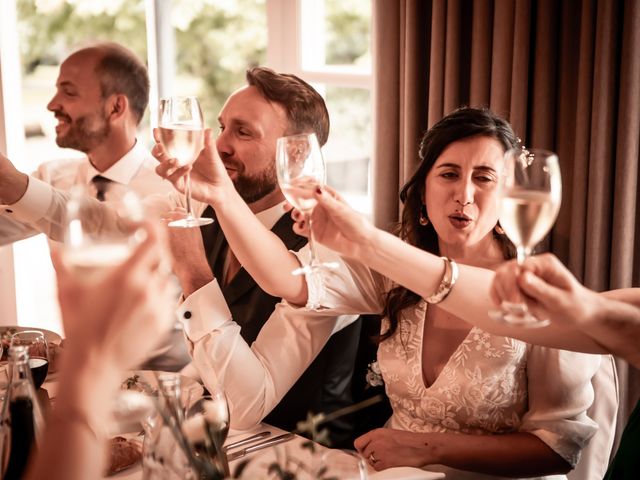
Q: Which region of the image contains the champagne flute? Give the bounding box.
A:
[9,331,49,389]
[276,133,338,309]
[490,148,562,326]
[158,96,212,228]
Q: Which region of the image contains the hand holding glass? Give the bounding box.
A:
[158,96,212,228]
[490,148,562,326]
[276,133,338,309]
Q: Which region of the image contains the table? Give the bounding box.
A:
[41,372,444,479]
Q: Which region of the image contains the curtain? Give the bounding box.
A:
[372,0,640,461]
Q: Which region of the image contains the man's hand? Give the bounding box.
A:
[153,128,235,208]
[0,152,29,205]
[163,210,214,297]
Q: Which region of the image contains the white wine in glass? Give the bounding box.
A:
[276,133,338,310]
[491,148,562,327]
[63,183,144,281]
[158,96,212,228]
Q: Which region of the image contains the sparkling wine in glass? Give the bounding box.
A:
[63,183,144,281]
[491,148,562,327]
[9,331,49,389]
[276,132,338,309]
[158,96,212,228]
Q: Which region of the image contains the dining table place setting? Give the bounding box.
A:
[0,325,446,479]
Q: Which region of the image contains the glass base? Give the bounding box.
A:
[168,216,214,228]
[489,302,550,328]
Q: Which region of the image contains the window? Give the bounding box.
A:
[267,0,373,213]
[0,0,373,330]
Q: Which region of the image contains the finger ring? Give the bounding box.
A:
[368,452,378,464]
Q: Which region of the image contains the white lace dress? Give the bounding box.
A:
[295,252,600,480]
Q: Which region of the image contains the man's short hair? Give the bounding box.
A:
[90,43,150,125]
[246,67,330,146]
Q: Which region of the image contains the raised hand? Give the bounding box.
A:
[490,253,601,327]
[291,185,378,260]
[153,128,235,208]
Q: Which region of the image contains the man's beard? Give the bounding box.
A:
[232,161,279,204]
[55,110,110,153]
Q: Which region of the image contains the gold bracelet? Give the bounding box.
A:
[425,256,459,304]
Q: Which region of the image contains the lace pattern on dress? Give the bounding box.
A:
[378,300,529,435]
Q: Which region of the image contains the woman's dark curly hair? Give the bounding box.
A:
[380,107,519,341]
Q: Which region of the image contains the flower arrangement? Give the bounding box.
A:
[146,373,384,479]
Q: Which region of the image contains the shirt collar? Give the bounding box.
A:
[255,201,287,230]
[85,139,146,185]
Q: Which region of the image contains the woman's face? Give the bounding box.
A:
[424,135,505,251]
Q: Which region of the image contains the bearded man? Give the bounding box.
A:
[0,67,361,446]
[0,42,172,243]
[165,67,361,447]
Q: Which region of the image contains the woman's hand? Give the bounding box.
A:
[291,185,379,260]
[490,253,602,327]
[354,428,439,471]
[153,128,235,208]
[52,222,175,372]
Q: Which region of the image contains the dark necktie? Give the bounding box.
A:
[91,175,112,201]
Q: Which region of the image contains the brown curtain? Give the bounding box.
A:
[373,0,640,454]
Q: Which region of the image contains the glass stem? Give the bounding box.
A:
[184,172,194,219]
[307,213,320,267]
[516,246,529,265]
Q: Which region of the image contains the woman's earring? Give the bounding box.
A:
[495,223,505,235]
[419,205,429,226]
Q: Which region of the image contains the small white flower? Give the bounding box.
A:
[366,361,384,387]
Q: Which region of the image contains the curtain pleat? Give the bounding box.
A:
[568,0,596,279]
[584,0,620,292]
[489,0,514,118]
[611,0,640,289]
[470,0,492,107]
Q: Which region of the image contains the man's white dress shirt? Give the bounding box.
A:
[177,204,357,430]
[0,140,174,245]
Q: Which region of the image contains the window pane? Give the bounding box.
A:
[16,0,148,170]
[169,0,267,121]
[324,0,371,68]
[301,0,371,71]
[322,85,372,214]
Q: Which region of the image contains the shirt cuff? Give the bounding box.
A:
[2,176,53,224]
[178,279,232,342]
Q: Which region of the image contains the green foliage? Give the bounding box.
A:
[16,0,266,118]
[325,0,371,66]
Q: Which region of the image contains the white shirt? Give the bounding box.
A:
[0,140,174,245]
[178,212,357,431]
